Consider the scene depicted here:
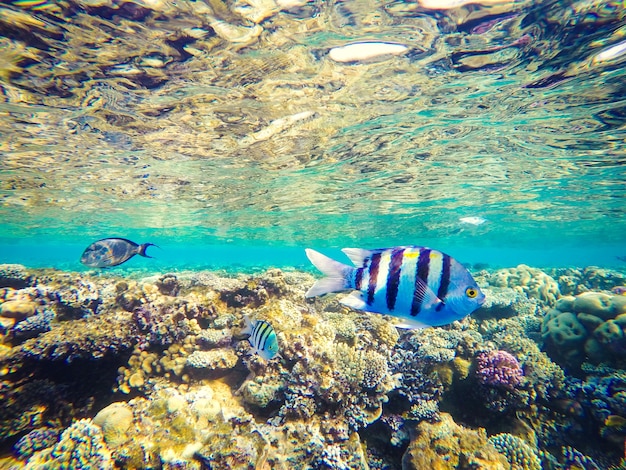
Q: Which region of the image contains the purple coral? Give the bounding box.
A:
[476,350,523,390]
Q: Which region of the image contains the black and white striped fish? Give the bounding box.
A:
[242,316,279,360]
[305,246,485,329]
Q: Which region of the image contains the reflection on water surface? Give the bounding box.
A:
[0,0,625,247]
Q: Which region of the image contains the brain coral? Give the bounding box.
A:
[542,292,626,367]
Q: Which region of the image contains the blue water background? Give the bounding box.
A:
[1,237,624,273]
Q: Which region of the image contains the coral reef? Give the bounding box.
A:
[549,267,626,296]
[402,413,508,469]
[13,427,60,461]
[488,265,560,307]
[13,309,55,341]
[542,292,626,368]
[487,433,541,470]
[0,264,624,468]
[23,418,113,469]
[476,350,524,391]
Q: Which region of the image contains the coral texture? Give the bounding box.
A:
[476,350,524,391]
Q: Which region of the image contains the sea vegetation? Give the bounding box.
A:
[1,263,626,468]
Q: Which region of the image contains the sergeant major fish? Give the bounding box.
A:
[305,246,485,329]
[80,237,157,268]
[242,316,279,360]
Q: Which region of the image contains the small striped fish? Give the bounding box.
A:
[242,316,279,360]
[305,246,485,329]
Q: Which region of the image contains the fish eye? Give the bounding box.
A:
[465,287,478,298]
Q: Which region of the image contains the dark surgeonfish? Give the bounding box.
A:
[80,238,156,268]
[305,246,485,329]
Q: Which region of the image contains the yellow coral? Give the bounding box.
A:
[402,413,508,469]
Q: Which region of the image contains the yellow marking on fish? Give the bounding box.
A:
[403,251,419,259]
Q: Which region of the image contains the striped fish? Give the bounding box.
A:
[242,316,279,360]
[305,246,485,329]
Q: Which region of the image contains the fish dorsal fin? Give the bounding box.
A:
[413,275,445,312]
[341,247,386,266]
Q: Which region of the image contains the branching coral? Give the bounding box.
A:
[24,418,113,470]
[487,433,541,470]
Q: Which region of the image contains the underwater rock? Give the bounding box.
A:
[17,309,136,361]
[156,273,180,296]
[551,266,626,295]
[240,378,284,408]
[562,446,601,470]
[390,326,483,418]
[54,277,102,318]
[475,287,538,320]
[402,413,508,469]
[197,327,232,348]
[1,265,623,467]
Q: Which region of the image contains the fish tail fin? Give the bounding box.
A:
[138,243,158,258]
[305,248,353,298]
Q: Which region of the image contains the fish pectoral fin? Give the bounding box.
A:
[413,275,444,311]
[395,319,430,329]
[340,293,368,311]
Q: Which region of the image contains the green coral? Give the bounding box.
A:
[487,433,541,470]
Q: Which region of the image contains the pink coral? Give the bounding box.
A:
[476,350,523,390]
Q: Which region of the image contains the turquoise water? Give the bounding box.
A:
[1,240,625,272]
